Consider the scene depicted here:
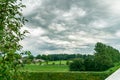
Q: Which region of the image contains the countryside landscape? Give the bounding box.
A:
[21,42,120,80]
[1,0,120,80]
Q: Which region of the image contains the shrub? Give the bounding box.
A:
[84,57,95,71]
[69,58,85,71]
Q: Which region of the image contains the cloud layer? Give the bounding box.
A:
[21,0,120,55]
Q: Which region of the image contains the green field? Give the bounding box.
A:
[22,61,120,73]
[21,61,120,80]
[22,60,69,72]
[22,64,69,72]
[42,60,68,65]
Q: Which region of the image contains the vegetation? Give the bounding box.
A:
[23,53,93,65]
[0,0,27,80]
[0,0,120,80]
[20,57,120,80]
[21,60,120,73]
[35,53,93,61]
[22,64,68,72]
[69,58,85,71]
[69,42,120,71]
[23,72,109,80]
[94,42,119,71]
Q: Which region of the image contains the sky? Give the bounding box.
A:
[20,0,120,55]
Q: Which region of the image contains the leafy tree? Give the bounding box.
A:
[94,42,114,71]
[94,42,120,63]
[0,0,27,80]
[94,54,114,71]
[35,54,93,61]
[84,57,95,71]
[28,55,34,60]
[68,42,118,71]
[66,60,70,65]
[69,58,85,71]
[36,54,42,59]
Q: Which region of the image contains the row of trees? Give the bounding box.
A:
[27,53,93,61]
[69,42,120,71]
[23,42,120,71]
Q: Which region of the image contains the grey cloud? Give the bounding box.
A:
[38,43,65,51]
[22,0,120,55]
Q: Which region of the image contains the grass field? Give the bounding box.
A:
[22,64,111,80]
[21,61,120,80]
[22,64,69,72]
[22,60,69,72]
[42,60,69,65]
[22,61,120,73]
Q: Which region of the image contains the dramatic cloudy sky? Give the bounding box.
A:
[20,0,120,55]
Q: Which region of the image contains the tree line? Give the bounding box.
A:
[23,42,120,71]
[27,53,93,61]
[69,42,120,71]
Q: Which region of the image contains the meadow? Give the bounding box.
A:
[21,60,120,80]
[22,60,69,72]
[22,65,68,72]
[22,60,120,73]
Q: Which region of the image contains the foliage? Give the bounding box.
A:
[94,42,118,71]
[69,42,120,71]
[21,61,120,80]
[66,60,70,65]
[21,64,68,72]
[94,42,120,63]
[94,55,114,71]
[21,61,120,72]
[84,57,95,71]
[23,72,109,80]
[35,54,93,61]
[69,58,85,71]
[0,0,27,80]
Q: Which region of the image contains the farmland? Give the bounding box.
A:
[21,60,120,80]
[22,65,68,72]
[21,60,68,72]
[22,60,120,72]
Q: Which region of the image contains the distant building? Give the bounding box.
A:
[33,59,45,63]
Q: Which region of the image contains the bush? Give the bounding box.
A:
[69,58,85,71]
[84,58,95,71]
[66,60,70,65]
[94,55,114,71]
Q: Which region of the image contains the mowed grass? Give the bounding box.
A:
[21,60,69,72]
[21,61,120,80]
[22,64,69,72]
[21,60,120,73]
[42,60,69,65]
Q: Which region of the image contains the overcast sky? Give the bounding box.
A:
[20,0,120,55]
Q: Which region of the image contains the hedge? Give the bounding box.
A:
[23,72,110,80]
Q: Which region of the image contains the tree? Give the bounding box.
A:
[94,42,114,71]
[0,0,27,80]
[94,54,114,71]
[28,55,34,60]
[66,60,70,65]
[84,57,95,71]
[94,42,120,63]
[36,54,42,59]
[69,58,85,71]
